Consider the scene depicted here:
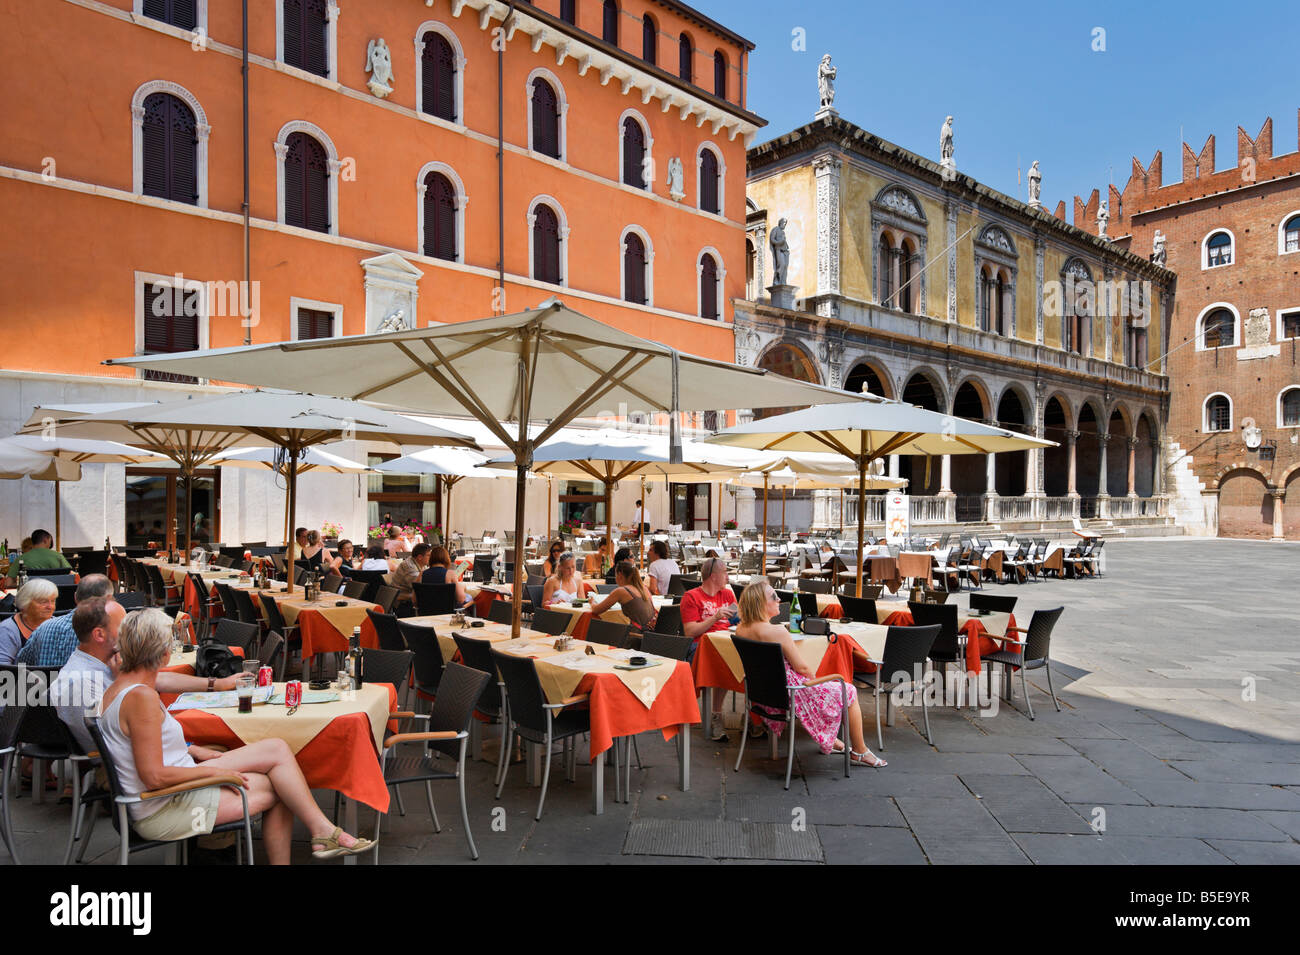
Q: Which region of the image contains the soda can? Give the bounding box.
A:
[257,666,273,688]
[284,680,302,708]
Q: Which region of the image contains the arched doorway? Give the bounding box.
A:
[1218,469,1274,539]
[1043,396,1070,496]
[843,362,889,398]
[900,372,942,494]
[1134,414,1156,498]
[995,389,1028,496]
[1076,402,1102,511]
[1286,471,1300,540]
[1107,409,1129,496]
[755,342,819,420]
[950,381,988,498]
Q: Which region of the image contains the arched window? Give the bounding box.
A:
[641,14,656,65]
[141,92,199,205]
[678,33,692,82]
[1281,213,1300,254]
[531,203,562,285]
[141,0,198,30]
[1204,394,1232,432]
[978,266,993,332]
[282,131,330,233]
[422,171,458,261]
[745,238,755,299]
[878,234,894,307]
[1201,308,1236,348]
[1204,230,1233,268]
[897,239,914,313]
[1060,259,1092,355]
[622,230,648,305]
[602,0,618,45]
[1281,388,1300,427]
[559,0,576,25]
[698,147,720,214]
[281,0,330,78]
[699,250,720,320]
[621,116,646,189]
[713,50,726,98]
[995,270,1008,335]
[420,29,457,122]
[529,75,562,160]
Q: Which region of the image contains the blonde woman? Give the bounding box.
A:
[542,553,586,607]
[95,609,374,862]
[734,580,885,768]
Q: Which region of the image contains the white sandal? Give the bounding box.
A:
[849,750,887,768]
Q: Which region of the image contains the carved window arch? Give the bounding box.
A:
[415,22,466,124]
[528,195,568,286]
[974,223,1017,336]
[132,80,209,208]
[618,109,652,190]
[871,186,927,314]
[697,142,724,216]
[698,246,725,320]
[1204,393,1232,433]
[417,162,466,263]
[526,69,567,161]
[620,225,653,307]
[274,120,337,235]
[1059,257,1093,355]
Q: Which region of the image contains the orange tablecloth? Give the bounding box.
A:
[578,662,699,760]
[691,631,866,694]
[176,683,398,811]
[878,610,1018,674]
[297,605,381,659]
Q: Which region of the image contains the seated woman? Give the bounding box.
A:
[583,538,610,577]
[96,609,374,863]
[420,545,472,611]
[382,525,410,558]
[359,543,395,572]
[299,530,325,570]
[324,539,354,576]
[589,560,657,634]
[734,580,885,768]
[604,547,632,583]
[0,578,58,664]
[644,539,681,597]
[542,540,565,578]
[542,553,587,607]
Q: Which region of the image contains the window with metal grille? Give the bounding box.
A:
[622,117,645,188]
[423,171,457,261]
[283,131,330,233]
[531,77,560,159]
[679,33,692,82]
[1283,389,1300,427]
[699,253,719,320]
[296,307,334,340]
[713,51,726,98]
[421,31,457,122]
[1205,230,1232,267]
[623,232,647,304]
[1284,215,1300,254]
[699,148,719,214]
[602,0,618,45]
[141,92,198,205]
[1205,395,1231,432]
[560,0,576,25]
[533,205,561,285]
[1282,310,1300,339]
[282,0,329,78]
[142,0,197,30]
[642,14,656,64]
[1202,308,1235,348]
[142,281,200,383]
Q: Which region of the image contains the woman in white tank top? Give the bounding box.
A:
[98,609,374,862]
[542,552,585,606]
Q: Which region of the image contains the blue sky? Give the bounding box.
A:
[709,0,1299,219]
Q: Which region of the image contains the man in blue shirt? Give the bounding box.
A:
[17,574,113,668]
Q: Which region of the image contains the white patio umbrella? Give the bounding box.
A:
[106,299,857,634]
[372,447,513,544]
[23,391,477,592]
[0,435,168,549]
[707,400,1054,596]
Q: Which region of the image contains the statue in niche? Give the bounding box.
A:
[365,39,395,98]
[377,308,409,333]
[769,218,790,285]
[667,157,685,201]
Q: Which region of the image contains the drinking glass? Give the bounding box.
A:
[236,673,256,713]
[242,659,261,675]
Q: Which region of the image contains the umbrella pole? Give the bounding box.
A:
[546,474,552,538]
[638,476,645,570]
[511,463,526,636]
[183,470,193,562]
[604,469,613,581]
[54,480,61,552]
[716,484,722,533]
[761,474,768,578]
[781,486,786,538]
[855,459,866,598]
[286,451,298,595]
[839,487,844,536]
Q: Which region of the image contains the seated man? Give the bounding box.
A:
[679,556,740,741]
[16,528,70,573]
[390,542,431,614]
[51,596,239,757]
[16,573,113,667]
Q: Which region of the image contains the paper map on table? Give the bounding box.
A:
[167,686,275,711]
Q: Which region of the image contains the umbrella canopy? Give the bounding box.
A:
[372,447,515,542]
[0,441,82,482]
[23,390,477,590]
[707,401,1053,595]
[105,299,857,634]
[213,445,372,474]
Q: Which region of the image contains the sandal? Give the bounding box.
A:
[849,750,887,768]
[311,826,375,859]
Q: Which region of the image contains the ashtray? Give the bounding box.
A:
[629,655,647,666]
[334,600,347,606]
[470,619,485,627]
[308,680,332,691]
[181,644,195,653]
[838,618,853,625]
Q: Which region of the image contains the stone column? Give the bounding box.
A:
[813,153,841,319]
[1127,436,1139,498]
[1102,265,1114,364]
[1066,430,1079,497]
[1271,489,1285,541]
[983,419,999,521]
[1151,436,1163,496]
[889,455,900,479]
[1096,431,1111,518]
[938,454,955,523]
[752,223,767,301]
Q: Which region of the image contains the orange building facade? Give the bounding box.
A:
[0,0,763,546]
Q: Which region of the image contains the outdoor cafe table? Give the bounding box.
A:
[258,593,381,660]
[866,604,1017,675]
[403,614,697,813]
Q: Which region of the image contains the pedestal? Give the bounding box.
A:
[767,283,798,310]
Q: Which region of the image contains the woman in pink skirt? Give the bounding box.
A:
[734,580,885,767]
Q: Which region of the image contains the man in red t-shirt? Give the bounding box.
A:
[680,556,739,741]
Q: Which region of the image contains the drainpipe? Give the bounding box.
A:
[242,0,251,344]
[498,5,517,312]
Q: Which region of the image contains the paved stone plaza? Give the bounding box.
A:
[6,538,1298,865]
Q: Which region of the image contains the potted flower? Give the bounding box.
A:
[320,521,343,544]
[723,519,737,530]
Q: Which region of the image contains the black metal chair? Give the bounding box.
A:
[373,662,492,860]
[653,604,683,636]
[854,624,940,749]
[472,555,496,583]
[257,592,300,673]
[667,574,700,597]
[341,580,368,600]
[452,633,509,777]
[528,608,571,636]
[115,590,148,610]
[361,647,415,697]
[731,635,849,789]
[486,599,514,625]
[908,602,964,704]
[637,632,694,660]
[143,564,182,614]
[213,618,261,657]
[230,587,262,630]
[186,573,218,641]
[0,700,20,862]
[55,583,78,612]
[969,593,1017,614]
[982,607,1065,719]
[212,582,239,621]
[413,583,457,617]
[84,717,254,865]
[398,621,446,707]
[260,631,286,681]
[585,618,631,648]
[837,594,877,624]
[492,650,592,820]
[372,584,399,614]
[366,609,407,652]
[796,591,821,620]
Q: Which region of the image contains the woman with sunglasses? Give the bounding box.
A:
[542,541,566,578]
[734,580,885,768]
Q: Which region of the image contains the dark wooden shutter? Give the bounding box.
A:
[531,78,559,159]
[642,16,656,64]
[297,307,334,340]
[623,233,646,305]
[603,0,618,45]
[143,0,197,30]
[533,205,560,284]
[700,254,718,319]
[141,94,169,199]
[622,118,645,188]
[699,149,719,214]
[422,32,457,122]
[713,51,726,98]
[283,0,303,68]
[423,172,457,261]
[679,34,692,81]
[560,0,576,24]
[284,0,328,77]
[142,93,197,205]
[284,132,329,233]
[142,282,200,382]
